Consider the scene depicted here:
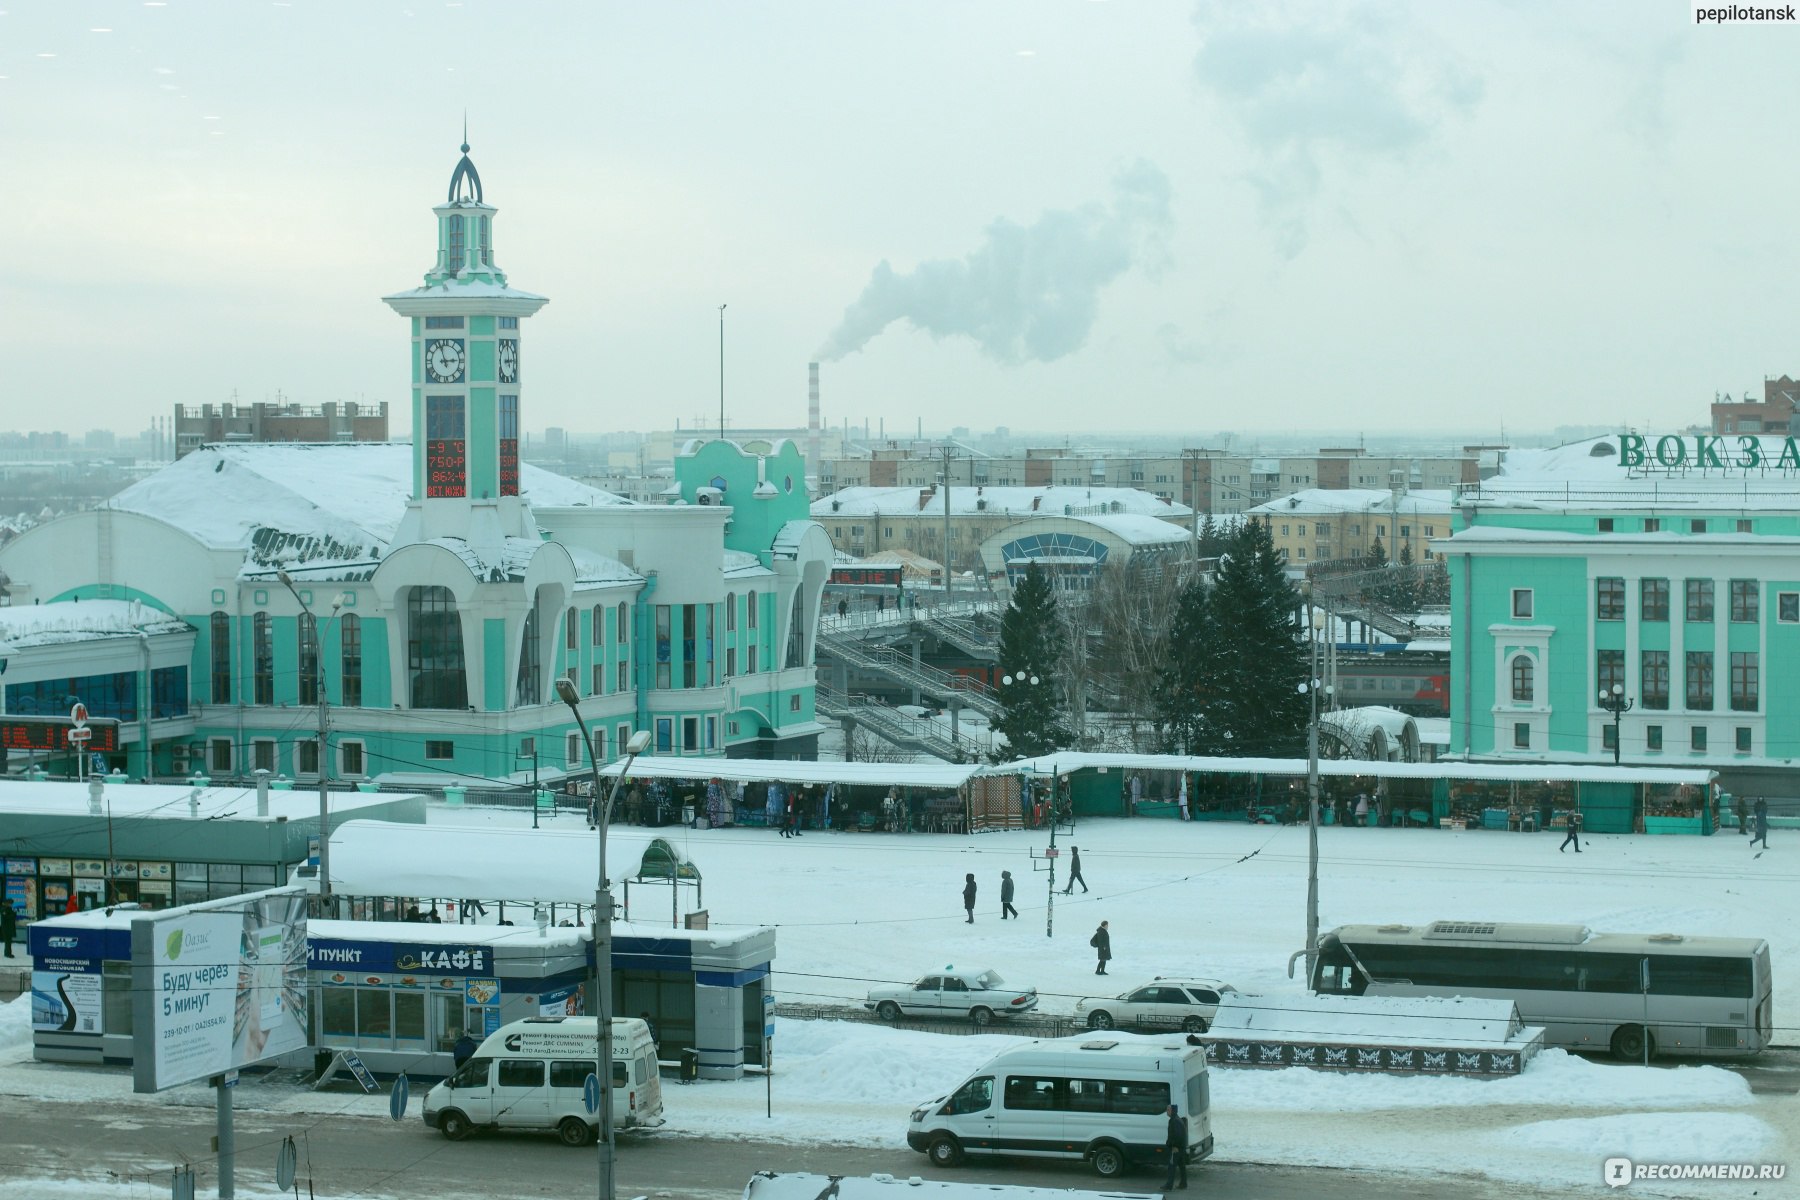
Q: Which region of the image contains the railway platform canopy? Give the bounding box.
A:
[1002,752,1718,835]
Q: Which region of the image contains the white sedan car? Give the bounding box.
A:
[866,967,1040,1026]
[1072,977,1236,1032]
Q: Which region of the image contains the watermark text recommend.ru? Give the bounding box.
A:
[1694,4,1796,21]
[1604,1158,1786,1187]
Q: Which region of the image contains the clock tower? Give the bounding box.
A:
[384,138,548,549]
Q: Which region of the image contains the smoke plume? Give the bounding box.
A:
[817,160,1172,364]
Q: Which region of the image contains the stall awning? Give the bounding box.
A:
[1003,752,1715,787]
[596,756,981,790]
[327,820,693,904]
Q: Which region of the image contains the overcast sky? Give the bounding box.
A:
[4,2,1794,441]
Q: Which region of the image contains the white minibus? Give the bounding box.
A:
[906,1035,1212,1180]
[423,1015,663,1145]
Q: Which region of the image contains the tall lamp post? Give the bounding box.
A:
[277,571,343,907]
[1599,683,1633,765]
[555,676,651,1200]
[1300,605,1331,981]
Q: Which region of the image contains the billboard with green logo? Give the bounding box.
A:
[130,886,309,1092]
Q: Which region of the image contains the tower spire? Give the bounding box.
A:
[447,125,483,204]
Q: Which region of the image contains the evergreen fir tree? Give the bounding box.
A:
[1154,576,1213,752]
[1203,520,1309,757]
[993,561,1069,760]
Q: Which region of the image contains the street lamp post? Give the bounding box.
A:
[277,571,343,906]
[1301,606,1331,981]
[1599,683,1634,765]
[555,676,650,1200]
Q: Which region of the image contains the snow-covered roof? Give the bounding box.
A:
[816,485,1192,520]
[0,599,190,651]
[771,519,822,558]
[1322,705,1416,741]
[1414,717,1451,746]
[598,755,980,790]
[1065,513,1193,546]
[1210,993,1538,1050]
[383,280,549,302]
[722,549,772,578]
[103,443,634,564]
[1248,488,1455,516]
[327,820,692,903]
[1003,751,1714,787]
[1464,434,1800,509]
[0,780,417,823]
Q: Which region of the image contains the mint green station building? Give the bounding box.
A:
[0,144,834,788]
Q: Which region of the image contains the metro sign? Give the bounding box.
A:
[0,716,121,753]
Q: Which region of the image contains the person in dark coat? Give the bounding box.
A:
[1163,1103,1189,1189]
[639,1012,660,1049]
[1063,845,1088,894]
[0,899,17,958]
[451,1032,479,1068]
[1090,920,1111,975]
[1751,798,1770,849]
[1000,870,1018,920]
[962,873,977,923]
[1560,808,1583,853]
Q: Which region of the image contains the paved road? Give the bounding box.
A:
[0,1095,1579,1200]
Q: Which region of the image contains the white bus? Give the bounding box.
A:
[1309,921,1773,1060]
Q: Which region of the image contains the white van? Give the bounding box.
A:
[743,1172,1163,1199]
[906,1035,1213,1180]
[423,1016,664,1146]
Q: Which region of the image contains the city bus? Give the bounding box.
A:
[1308,921,1773,1060]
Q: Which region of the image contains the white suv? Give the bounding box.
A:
[1072,977,1235,1032]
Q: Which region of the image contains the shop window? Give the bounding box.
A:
[395,992,425,1043]
[322,988,357,1039]
[432,992,466,1052]
[358,989,393,1040]
[104,961,134,1036]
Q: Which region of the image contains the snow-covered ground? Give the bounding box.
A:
[2,808,1794,1197]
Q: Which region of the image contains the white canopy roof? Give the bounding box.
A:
[327,820,691,903]
[1004,751,1714,787]
[597,756,980,789]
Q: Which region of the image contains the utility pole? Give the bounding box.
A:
[1182,448,1202,567]
[940,442,954,596]
[278,571,342,909]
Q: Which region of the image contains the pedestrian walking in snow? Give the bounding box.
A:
[1560,808,1583,853]
[452,1032,479,1068]
[1090,920,1111,975]
[1751,798,1770,849]
[963,873,977,923]
[1163,1103,1189,1190]
[1063,845,1088,894]
[1355,794,1370,826]
[1000,870,1018,920]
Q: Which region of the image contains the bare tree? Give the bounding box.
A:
[1087,561,1187,751]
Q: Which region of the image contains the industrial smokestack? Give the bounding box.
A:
[808,362,821,487]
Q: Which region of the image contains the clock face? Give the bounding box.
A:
[498,338,519,384]
[425,338,466,384]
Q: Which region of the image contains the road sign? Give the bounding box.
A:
[583,1072,602,1115]
[389,1073,410,1122]
[275,1137,297,1191]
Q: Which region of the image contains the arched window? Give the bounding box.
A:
[298,612,320,706]
[616,601,629,641]
[209,611,231,704]
[447,215,465,271]
[340,613,363,707]
[408,586,467,709]
[516,601,542,707]
[592,604,605,645]
[252,611,274,706]
[1511,655,1534,703]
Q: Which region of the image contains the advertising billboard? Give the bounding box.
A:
[131,887,310,1093]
